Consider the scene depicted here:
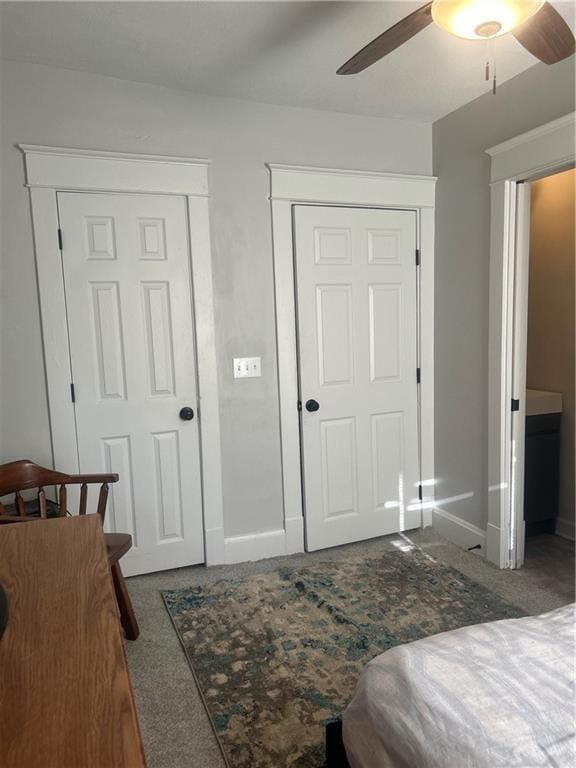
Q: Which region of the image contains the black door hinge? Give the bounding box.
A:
[511,398,520,412]
[58,229,63,251]
[297,400,302,412]
[70,383,76,403]
[415,249,420,267]
[418,483,423,502]
[416,367,421,384]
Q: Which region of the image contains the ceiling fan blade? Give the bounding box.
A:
[337,2,433,75]
[513,2,575,64]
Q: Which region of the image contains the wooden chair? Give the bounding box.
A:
[0,459,139,640]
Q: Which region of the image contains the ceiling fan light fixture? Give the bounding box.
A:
[431,0,545,40]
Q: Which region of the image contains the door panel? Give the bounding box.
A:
[369,284,402,382]
[58,191,204,576]
[102,435,138,543]
[317,284,354,385]
[90,281,127,399]
[321,417,358,519]
[371,412,404,513]
[142,282,176,397]
[294,206,420,551]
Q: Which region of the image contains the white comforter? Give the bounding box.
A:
[343,603,575,768]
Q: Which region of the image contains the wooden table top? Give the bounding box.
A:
[0,514,146,768]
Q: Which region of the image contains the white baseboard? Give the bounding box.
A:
[432,507,486,554]
[421,506,433,528]
[224,528,289,564]
[223,515,306,564]
[204,526,225,566]
[485,523,504,566]
[555,517,575,541]
[285,516,305,554]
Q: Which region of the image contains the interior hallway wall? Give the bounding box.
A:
[0,60,431,541]
[432,58,575,536]
[527,169,575,540]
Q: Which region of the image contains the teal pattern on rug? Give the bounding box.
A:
[162,546,524,768]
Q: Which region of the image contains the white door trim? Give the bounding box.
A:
[486,113,575,568]
[268,164,437,553]
[20,144,225,566]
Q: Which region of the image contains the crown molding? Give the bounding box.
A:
[19,144,210,196]
[486,113,575,184]
[486,113,575,157]
[19,144,210,166]
[267,163,437,208]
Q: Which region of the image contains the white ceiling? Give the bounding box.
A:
[0,1,574,121]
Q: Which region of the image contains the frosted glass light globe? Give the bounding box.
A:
[431,0,545,39]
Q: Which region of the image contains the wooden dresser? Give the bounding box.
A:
[0,514,146,767]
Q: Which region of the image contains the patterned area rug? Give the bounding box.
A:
[162,545,524,767]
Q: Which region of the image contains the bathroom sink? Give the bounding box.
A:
[526,388,563,416]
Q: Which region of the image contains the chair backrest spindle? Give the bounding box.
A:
[0,461,118,524]
[79,483,88,516]
[96,483,109,523]
[38,488,47,519]
[15,492,26,517]
[58,484,67,517]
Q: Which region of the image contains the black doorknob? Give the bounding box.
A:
[305,399,320,412]
[179,407,194,421]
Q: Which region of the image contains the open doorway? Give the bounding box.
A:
[522,169,575,591]
[486,114,575,572]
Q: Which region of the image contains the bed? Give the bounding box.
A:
[339,603,575,768]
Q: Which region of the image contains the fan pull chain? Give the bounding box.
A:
[485,38,498,95]
[491,37,497,95]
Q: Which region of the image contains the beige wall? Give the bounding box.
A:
[432,58,575,533]
[527,169,575,538]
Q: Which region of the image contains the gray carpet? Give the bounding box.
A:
[124,529,575,768]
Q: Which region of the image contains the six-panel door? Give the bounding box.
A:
[294,205,421,551]
[58,192,204,576]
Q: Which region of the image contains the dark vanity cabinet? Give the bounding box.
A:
[524,412,561,536]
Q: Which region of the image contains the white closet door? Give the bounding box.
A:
[294,205,421,551]
[58,191,204,576]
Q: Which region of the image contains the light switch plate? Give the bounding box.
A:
[233,357,262,379]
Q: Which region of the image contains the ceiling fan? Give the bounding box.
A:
[337,1,575,75]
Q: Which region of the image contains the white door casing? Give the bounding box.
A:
[58,192,203,575]
[21,145,225,567]
[294,205,421,550]
[269,164,436,561]
[486,114,575,568]
[509,182,531,567]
